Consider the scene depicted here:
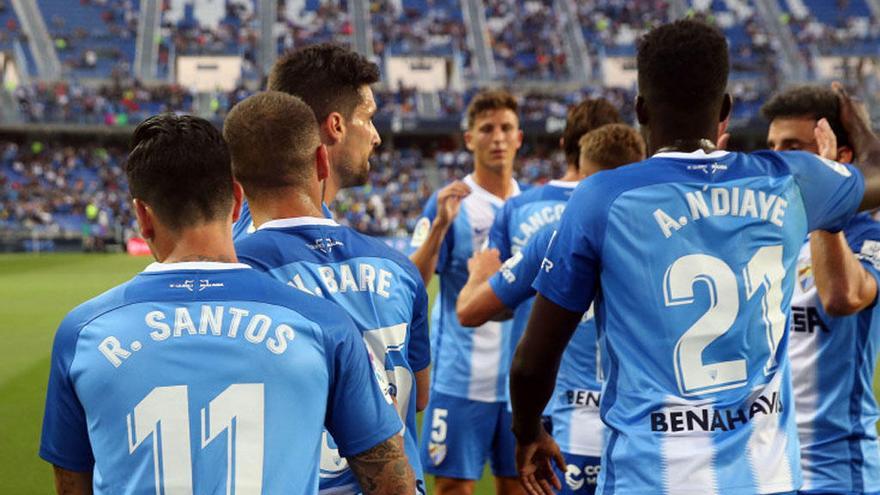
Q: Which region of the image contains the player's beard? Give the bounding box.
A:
[336,158,370,188]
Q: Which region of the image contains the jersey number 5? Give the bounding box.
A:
[664,245,785,396]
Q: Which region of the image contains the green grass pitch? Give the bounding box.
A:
[0,253,495,494]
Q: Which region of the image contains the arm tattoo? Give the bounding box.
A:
[348,436,415,495]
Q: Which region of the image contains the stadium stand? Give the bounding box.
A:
[2,0,880,252]
[37,0,138,80]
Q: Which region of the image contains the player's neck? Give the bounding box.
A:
[471,164,514,199]
[648,129,717,156]
[155,223,238,264]
[559,166,580,182]
[249,190,325,228]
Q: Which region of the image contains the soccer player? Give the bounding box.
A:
[224,92,430,495]
[463,99,621,325]
[39,114,414,495]
[456,124,645,495]
[763,85,880,494]
[510,19,880,495]
[233,43,381,238]
[410,89,523,495]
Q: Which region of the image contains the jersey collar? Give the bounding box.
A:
[464,174,520,207]
[547,179,579,188]
[652,149,731,160]
[258,216,340,230]
[143,261,252,273]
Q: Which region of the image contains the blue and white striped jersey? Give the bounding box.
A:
[235,217,430,494]
[233,200,333,241]
[490,227,603,456]
[411,174,519,402]
[40,262,401,495]
[789,212,880,494]
[534,150,864,495]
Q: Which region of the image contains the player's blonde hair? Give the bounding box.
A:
[578,124,646,170]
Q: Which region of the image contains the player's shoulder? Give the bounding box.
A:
[750,149,853,178]
[340,227,425,285]
[57,279,136,338]
[234,228,287,267]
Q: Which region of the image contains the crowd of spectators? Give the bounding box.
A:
[10,80,251,124]
[0,138,579,246]
[44,0,138,78]
[0,142,133,249]
[485,0,568,80]
[371,0,470,66]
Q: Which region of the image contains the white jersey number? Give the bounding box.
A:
[664,246,785,396]
[127,384,264,495]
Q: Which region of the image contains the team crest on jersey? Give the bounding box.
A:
[307,237,344,254]
[858,240,880,269]
[428,441,447,465]
[797,261,814,292]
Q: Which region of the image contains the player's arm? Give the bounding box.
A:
[510,295,578,495]
[323,311,415,493]
[348,435,415,495]
[409,181,470,284]
[52,467,92,495]
[415,367,430,412]
[811,231,878,316]
[457,248,509,326]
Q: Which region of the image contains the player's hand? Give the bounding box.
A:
[435,181,470,229]
[833,81,879,164]
[467,248,502,279]
[516,429,565,495]
[815,118,839,161]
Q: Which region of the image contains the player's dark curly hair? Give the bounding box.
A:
[268,44,380,123]
[562,98,622,166]
[637,19,729,111]
[761,85,850,148]
[127,114,233,231]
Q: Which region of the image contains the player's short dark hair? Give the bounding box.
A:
[637,19,729,112]
[466,89,519,129]
[268,43,380,123]
[760,85,849,148]
[126,114,233,232]
[223,91,321,198]
[562,98,623,166]
[579,124,646,170]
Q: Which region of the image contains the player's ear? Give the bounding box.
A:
[323,112,345,145]
[231,181,244,223]
[133,199,154,241]
[838,146,854,164]
[464,129,475,151]
[635,95,649,126]
[720,93,732,123]
[315,143,330,181]
[515,128,524,150]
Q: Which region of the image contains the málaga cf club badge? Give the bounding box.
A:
[428,441,447,465]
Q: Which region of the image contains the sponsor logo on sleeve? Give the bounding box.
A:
[411,217,431,248]
[817,156,852,177]
[500,251,524,283]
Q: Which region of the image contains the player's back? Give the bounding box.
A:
[789,212,880,493]
[235,217,429,493]
[539,149,863,494]
[40,262,396,495]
